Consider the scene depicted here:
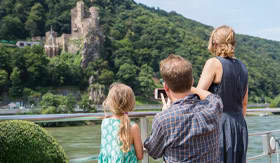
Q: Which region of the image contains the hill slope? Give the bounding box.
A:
[1,0,280,102]
[94,0,280,102]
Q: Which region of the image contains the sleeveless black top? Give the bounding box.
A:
[209,56,248,113]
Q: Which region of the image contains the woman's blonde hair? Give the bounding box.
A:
[103,83,135,153]
[208,25,236,58]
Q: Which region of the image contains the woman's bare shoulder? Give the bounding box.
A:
[205,57,221,69]
[207,57,219,64]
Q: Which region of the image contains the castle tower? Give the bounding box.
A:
[71,1,86,35]
[77,1,85,22]
[89,7,99,27]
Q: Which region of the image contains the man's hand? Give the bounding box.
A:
[161,93,171,111]
[191,87,211,100]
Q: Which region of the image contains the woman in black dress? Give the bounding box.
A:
[197,25,248,163]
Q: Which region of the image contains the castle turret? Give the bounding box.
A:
[89,7,99,27]
[71,1,86,35]
[77,1,85,22]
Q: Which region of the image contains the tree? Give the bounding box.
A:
[40,93,77,114]
[0,69,8,91]
[62,94,76,113]
[85,59,114,86]
[14,2,25,21]
[270,95,280,108]
[40,93,59,109]
[0,46,12,73]
[23,88,41,105]
[137,64,155,97]
[117,63,139,89]
[9,67,23,98]
[24,50,49,87]
[47,56,69,86]
[99,69,114,86]
[0,15,25,39]
[25,3,45,36]
[78,94,96,112]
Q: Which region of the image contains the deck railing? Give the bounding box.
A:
[1,112,280,163]
[247,130,280,163]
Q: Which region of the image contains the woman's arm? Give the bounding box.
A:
[131,124,143,160]
[242,87,248,117]
[197,58,220,90]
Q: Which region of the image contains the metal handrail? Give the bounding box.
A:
[247,108,280,113]
[1,105,280,115]
[1,112,280,163]
[0,112,158,122]
[247,130,280,163]
[249,130,280,136]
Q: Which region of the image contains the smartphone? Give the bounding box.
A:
[154,88,167,100]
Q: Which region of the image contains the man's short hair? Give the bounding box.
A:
[160,54,193,93]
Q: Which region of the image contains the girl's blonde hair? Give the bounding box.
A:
[103,83,135,153]
[208,25,236,58]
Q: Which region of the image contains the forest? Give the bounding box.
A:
[1,0,280,103]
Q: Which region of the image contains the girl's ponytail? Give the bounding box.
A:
[119,114,131,153]
[104,83,135,153]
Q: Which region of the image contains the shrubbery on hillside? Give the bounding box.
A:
[1,0,280,102]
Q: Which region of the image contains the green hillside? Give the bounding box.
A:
[1,0,280,102]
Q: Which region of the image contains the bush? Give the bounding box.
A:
[41,106,57,114]
[270,95,280,108]
[78,94,97,112]
[0,120,68,163]
[40,92,76,114]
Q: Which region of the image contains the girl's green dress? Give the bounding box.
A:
[98,118,138,163]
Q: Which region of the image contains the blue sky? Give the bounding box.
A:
[134,0,280,41]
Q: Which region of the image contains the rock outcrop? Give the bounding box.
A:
[81,7,104,68]
[88,76,105,105]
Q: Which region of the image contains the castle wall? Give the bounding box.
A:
[57,34,71,53]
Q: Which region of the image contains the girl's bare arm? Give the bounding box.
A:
[131,124,143,160]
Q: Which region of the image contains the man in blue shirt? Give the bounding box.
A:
[144,54,223,162]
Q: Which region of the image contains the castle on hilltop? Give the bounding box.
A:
[44,1,99,57]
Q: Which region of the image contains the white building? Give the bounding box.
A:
[16,41,41,48]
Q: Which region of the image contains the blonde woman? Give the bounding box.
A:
[197,25,248,163]
[98,83,143,163]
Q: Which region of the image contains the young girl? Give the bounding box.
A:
[98,83,143,163]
